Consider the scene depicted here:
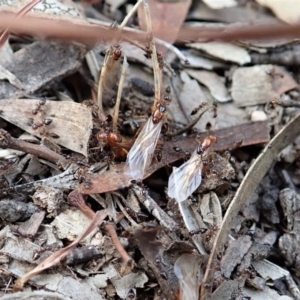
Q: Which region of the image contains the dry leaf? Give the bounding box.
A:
[0,99,93,156]
[203,0,237,9]
[231,65,298,107]
[188,42,251,65]
[174,253,204,300]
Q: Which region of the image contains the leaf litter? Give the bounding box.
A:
[1,0,300,299]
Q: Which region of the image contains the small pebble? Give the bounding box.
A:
[251,110,267,122]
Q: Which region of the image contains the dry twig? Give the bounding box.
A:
[0,129,69,169]
[68,190,134,265]
[113,55,128,130]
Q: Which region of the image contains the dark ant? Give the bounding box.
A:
[191,102,208,116]
[32,245,53,261]
[31,98,46,115]
[189,228,208,236]
[212,100,218,118]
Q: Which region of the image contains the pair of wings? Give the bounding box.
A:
[124,117,162,180]
[168,150,203,203]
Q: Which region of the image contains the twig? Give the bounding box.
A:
[105,223,133,264]
[119,0,143,30]
[4,13,300,47]
[68,190,134,264]
[68,190,96,219]
[0,129,69,169]
[113,55,128,130]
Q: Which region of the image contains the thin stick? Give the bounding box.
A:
[143,1,161,108]
[0,129,69,169]
[68,190,134,264]
[119,0,143,30]
[105,223,133,263]
[113,56,128,130]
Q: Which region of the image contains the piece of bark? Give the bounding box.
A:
[0,99,93,156]
[17,211,45,238]
[0,40,85,99]
[221,235,252,278]
[0,200,41,222]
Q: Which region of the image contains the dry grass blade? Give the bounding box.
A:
[97,0,142,114]
[200,112,300,299]
[97,42,121,114]
[113,55,128,130]
[119,0,143,30]
[143,1,161,108]
[13,210,108,291]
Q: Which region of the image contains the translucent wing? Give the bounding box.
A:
[124,117,162,180]
[174,253,203,300]
[168,150,202,202]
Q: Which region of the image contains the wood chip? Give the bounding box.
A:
[17,211,45,238]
